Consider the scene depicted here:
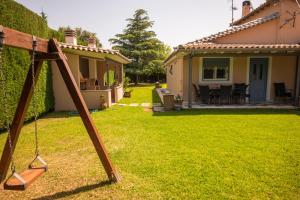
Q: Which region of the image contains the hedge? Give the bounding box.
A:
[0,0,55,130]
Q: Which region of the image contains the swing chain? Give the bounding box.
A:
[0,29,17,173]
[31,36,40,156]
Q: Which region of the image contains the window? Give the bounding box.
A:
[202,58,230,81]
[80,57,89,79]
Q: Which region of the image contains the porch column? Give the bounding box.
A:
[295,56,300,106]
[106,62,110,89]
[120,64,124,84]
[114,64,117,84]
[188,53,193,108]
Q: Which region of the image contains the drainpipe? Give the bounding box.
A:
[295,56,300,106]
[188,52,194,108]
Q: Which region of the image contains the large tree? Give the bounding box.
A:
[58,27,102,47]
[109,9,170,84]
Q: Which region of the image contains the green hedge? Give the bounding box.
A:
[0,0,55,129]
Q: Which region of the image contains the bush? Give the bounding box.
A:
[0,0,55,129]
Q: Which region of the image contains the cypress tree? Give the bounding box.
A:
[110,9,170,84]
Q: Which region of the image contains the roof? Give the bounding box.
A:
[164,12,292,64]
[185,12,279,45]
[59,43,131,64]
[231,0,280,26]
[178,43,300,51]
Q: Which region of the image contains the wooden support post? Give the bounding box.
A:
[49,39,119,182]
[106,62,110,89]
[295,56,300,106]
[188,53,193,108]
[0,60,44,182]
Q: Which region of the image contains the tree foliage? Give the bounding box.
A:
[109,9,171,83]
[58,27,102,47]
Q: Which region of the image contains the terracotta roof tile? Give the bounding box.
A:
[179,43,300,50]
[59,43,131,62]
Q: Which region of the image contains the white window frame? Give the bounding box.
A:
[199,57,233,84]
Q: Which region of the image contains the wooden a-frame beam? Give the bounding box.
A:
[49,39,120,182]
[0,25,119,183]
[0,25,48,54]
[0,60,44,182]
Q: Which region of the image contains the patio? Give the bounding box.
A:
[182,103,297,109]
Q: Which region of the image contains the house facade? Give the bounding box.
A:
[165,0,300,107]
[52,30,130,111]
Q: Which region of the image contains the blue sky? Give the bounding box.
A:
[16,0,265,48]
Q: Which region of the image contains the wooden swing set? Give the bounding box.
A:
[0,25,120,190]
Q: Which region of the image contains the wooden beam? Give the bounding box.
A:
[0,60,44,182]
[0,25,48,53]
[35,53,60,61]
[48,39,120,182]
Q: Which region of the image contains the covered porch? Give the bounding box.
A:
[79,57,124,105]
[181,45,300,108]
[52,45,129,111]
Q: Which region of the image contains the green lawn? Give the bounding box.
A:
[0,84,299,199]
[119,83,164,104]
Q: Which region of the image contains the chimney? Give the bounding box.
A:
[242,1,251,17]
[64,29,77,45]
[88,37,96,48]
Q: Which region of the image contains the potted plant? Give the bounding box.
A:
[99,95,107,110]
[155,81,162,88]
[174,94,183,111]
[123,77,133,98]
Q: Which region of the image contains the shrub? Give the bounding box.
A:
[0,0,55,129]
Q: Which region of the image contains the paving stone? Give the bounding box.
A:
[141,103,151,107]
[129,103,139,107]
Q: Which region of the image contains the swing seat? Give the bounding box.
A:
[4,167,47,191]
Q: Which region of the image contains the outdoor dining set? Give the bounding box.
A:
[193,82,293,105]
[193,83,249,105]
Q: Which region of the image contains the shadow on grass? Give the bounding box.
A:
[153,108,300,116]
[32,180,111,200]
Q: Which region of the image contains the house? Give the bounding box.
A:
[52,29,130,111]
[165,0,300,107]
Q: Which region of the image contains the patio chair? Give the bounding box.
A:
[193,84,201,102]
[273,82,292,103]
[199,85,211,104]
[219,85,232,104]
[233,83,248,104]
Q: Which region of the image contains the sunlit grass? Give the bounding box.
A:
[0,85,299,199]
[119,83,164,104]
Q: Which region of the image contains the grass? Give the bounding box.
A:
[0,84,299,199]
[119,83,164,104]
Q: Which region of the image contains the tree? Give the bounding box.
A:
[143,43,172,81]
[109,9,170,84]
[58,27,102,47]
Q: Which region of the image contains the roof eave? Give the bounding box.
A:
[177,47,300,55]
[61,47,131,64]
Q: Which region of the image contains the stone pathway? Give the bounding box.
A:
[115,102,162,109]
[129,103,139,107]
